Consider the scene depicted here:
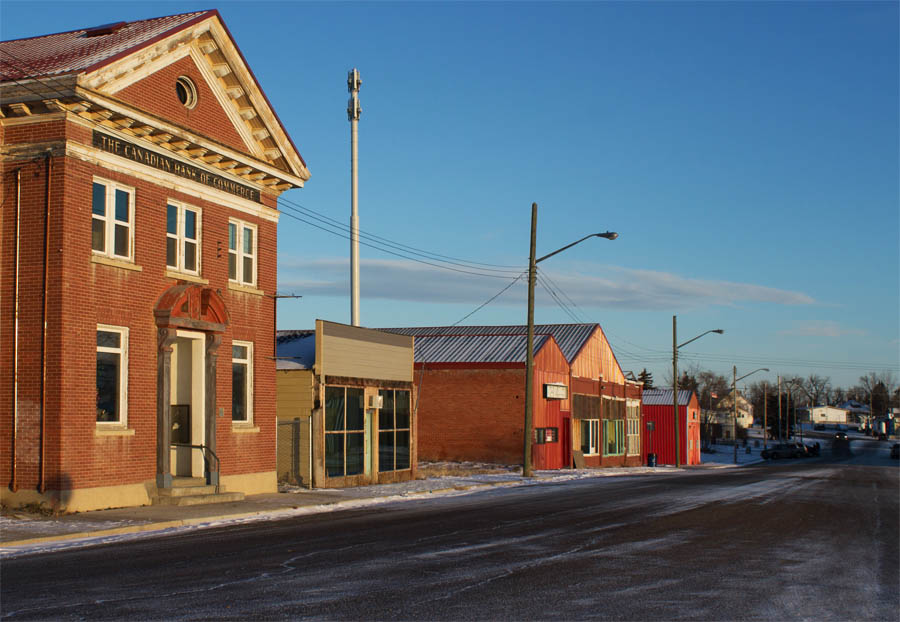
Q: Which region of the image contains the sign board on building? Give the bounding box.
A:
[93,130,262,203]
[646,421,655,431]
[543,383,568,400]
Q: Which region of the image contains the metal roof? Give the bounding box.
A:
[381,324,599,364]
[275,330,315,370]
[641,388,694,406]
[412,334,552,364]
[0,11,213,80]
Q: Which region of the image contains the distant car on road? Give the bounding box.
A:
[890,443,899,459]
[834,431,849,442]
[762,443,803,460]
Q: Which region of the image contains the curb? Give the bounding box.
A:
[1,480,521,549]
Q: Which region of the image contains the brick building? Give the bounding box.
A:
[384,324,643,470]
[1,11,309,511]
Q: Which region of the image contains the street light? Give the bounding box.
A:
[523,202,617,477]
[733,366,769,463]
[672,318,724,467]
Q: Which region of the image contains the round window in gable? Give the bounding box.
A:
[175,76,198,109]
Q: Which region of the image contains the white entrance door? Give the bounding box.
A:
[170,331,206,478]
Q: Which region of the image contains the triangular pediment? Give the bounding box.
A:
[79,13,308,184]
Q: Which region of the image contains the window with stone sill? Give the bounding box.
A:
[166,201,201,275]
[228,219,257,287]
[92,179,134,261]
[97,325,128,426]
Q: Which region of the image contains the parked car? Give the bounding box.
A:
[814,424,826,431]
[890,443,899,459]
[802,442,820,457]
[761,443,803,460]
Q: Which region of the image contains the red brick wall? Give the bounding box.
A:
[414,367,525,465]
[114,55,248,154]
[1,113,279,494]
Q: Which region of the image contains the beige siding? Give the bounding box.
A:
[318,319,413,382]
[276,369,313,485]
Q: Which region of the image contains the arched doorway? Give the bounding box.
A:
[154,284,229,490]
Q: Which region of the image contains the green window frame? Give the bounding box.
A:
[378,389,411,472]
[603,419,625,456]
[325,386,365,478]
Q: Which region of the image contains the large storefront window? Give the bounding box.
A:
[581,419,599,455]
[378,389,411,472]
[603,419,625,456]
[325,386,364,477]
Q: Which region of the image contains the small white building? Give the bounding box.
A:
[810,406,848,424]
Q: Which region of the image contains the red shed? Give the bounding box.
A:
[641,389,700,466]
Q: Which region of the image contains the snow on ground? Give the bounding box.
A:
[1,464,683,559]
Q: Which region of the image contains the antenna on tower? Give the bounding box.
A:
[347,68,361,326]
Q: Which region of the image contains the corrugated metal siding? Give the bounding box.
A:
[641,403,701,466]
[276,331,315,370]
[532,339,570,470]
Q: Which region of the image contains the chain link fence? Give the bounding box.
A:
[277,417,312,487]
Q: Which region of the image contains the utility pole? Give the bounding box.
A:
[523,203,537,477]
[777,375,782,442]
[673,316,680,468]
[763,381,767,449]
[733,366,738,464]
[347,69,362,326]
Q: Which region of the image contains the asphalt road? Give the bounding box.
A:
[2,442,897,621]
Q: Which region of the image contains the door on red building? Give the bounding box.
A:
[561,414,572,469]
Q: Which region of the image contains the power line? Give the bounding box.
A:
[0,49,528,280]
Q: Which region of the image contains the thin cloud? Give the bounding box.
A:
[778,320,867,338]
[279,257,816,311]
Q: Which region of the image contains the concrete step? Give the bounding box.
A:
[157,484,218,497]
[151,491,245,506]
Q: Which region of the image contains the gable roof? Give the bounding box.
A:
[381,324,600,364]
[412,334,555,364]
[0,12,212,80]
[642,388,694,406]
[1,10,309,189]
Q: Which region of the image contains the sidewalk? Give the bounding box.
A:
[1,466,676,552]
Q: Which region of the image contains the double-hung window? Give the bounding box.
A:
[626,400,641,455]
[232,341,253,423]
[324,386,364,477]
[92,179,134,260]
[228,219,257,286]
[97,325,128,425]
[378,389,411,472]
[167,202,200,274]
[581,419,599,455]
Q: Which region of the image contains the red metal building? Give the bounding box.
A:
[641,389,701,466]
[385,324,642,470]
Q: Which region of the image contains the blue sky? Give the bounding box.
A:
[3,1,898,390]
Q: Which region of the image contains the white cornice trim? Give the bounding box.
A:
[72,88,307,188]
[67,140,281,223]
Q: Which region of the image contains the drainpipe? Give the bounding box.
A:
[11,167,21,492]
[39,153,51,492]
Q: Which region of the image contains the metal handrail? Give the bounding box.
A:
[170,443,221,494]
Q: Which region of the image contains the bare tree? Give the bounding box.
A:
[799,374,831,409]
